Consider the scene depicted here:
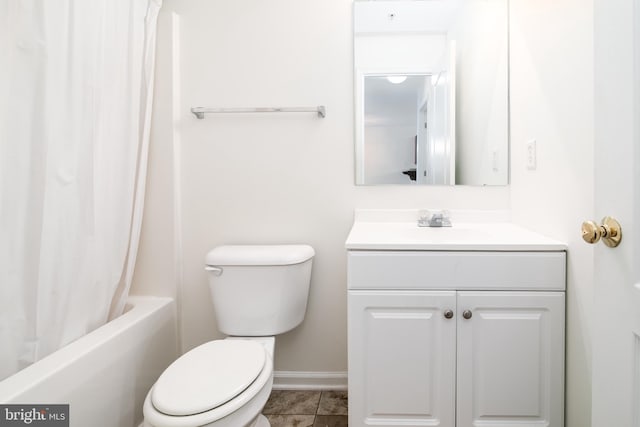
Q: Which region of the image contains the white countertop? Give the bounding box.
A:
[345,210,567,251]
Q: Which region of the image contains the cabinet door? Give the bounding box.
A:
[456,292,565,427]
[348,290,456,427]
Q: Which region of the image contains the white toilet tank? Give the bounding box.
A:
[205,245,314,336]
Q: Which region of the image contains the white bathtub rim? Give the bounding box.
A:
[0,295,175,402]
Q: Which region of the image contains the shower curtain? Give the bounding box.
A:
[0,0,161,381]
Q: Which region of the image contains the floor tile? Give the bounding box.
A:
[262,390,321,415]
[265,414,316,427]
[312,415,348,427]
[317,391,348,416]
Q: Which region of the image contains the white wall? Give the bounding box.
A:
[132,10,181,304]
[509,1,595,427]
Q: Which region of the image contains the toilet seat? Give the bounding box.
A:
[143,337,275,427]
[151,340,267,417]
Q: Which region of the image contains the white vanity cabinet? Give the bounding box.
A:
[347,240,566,427]
[349,287,565,427]
[455,291,565,427]
[349,290,457,427]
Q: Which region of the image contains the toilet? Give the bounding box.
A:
[143,244,315,427]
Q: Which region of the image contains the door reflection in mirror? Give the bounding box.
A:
[363,72,455,185]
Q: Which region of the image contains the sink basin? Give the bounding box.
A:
[345,210,566,251]
[413,225,491,239]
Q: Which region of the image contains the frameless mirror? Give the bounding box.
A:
[354,0,509,185]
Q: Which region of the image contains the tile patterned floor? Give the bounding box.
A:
[262,390,348,427]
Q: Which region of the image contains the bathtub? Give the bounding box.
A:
[0,296,178,427]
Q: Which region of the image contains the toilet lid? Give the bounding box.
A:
[151,340,266,416]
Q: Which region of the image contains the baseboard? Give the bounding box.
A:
[272,371,348,390]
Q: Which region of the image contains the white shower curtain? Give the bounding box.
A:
[0,0,161,380]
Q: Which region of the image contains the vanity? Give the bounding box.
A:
[345,210,566,427]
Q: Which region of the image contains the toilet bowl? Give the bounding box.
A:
[143,337,275,427]
[143,244,314,427]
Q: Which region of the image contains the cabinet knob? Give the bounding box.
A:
[444,309,454,319]
[462,310,472,320]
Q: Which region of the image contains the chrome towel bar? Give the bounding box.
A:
[190,106,326,119]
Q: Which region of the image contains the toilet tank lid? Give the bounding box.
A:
[206,244,315,266]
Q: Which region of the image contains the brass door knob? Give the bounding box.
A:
[581,216,622,248]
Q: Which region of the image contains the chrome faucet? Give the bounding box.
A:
[418,210,452,227]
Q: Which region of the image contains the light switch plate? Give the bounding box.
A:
[526,139,537,170]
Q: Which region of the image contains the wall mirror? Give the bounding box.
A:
[354,0,509,185]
